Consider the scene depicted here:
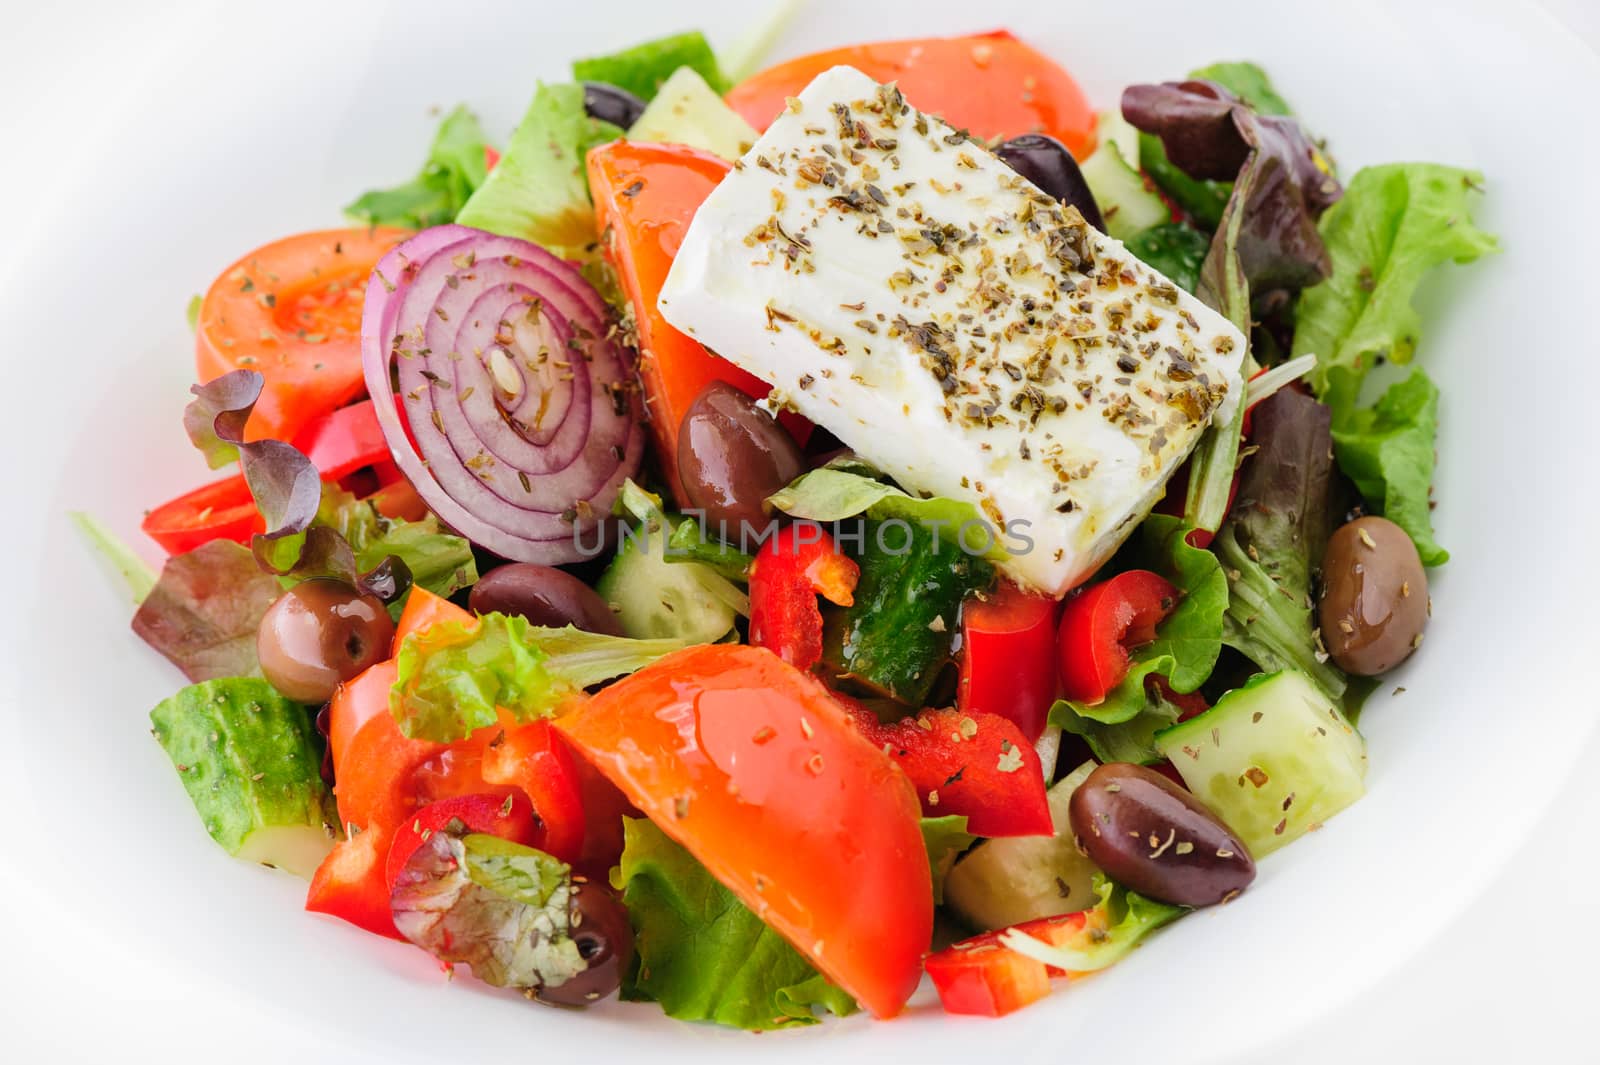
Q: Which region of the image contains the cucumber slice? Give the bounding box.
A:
[150,679,338,879]
[944,760,1101,931]
[1155,670,1367,857]
[1081,112,1169,242]
[626,67,759,162]
[597,519,737,644]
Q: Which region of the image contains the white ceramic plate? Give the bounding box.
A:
[4,1,1597,1061]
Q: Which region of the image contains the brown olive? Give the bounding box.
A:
[677,382,804,538]
[1318,516,1429,676]
[256,579,394,704]
[468,563,622,636]
[1068,762,1255,908]
[537,879,635,1008]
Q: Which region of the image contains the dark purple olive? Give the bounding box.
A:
[537,879,635,1008]
[582,82,647,129]
[677,382,805,539]
[257,579,395,704]
[468,563,622,636]
[1318,516,1429,676]
[1068,762,1255,908]
[994,134,1106,231]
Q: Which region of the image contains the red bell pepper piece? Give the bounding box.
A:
[837,700,1052,838]
[479,720,586,864]
[483,145,500,172]
[141,474,265,554]
[748,524,859,671]
[1150,676,1210,722]
[925,910,1096,1017]
[957,582,1059,742]
[383,791,540,892]
[290,399,390,482]
[1055,570,1179,704]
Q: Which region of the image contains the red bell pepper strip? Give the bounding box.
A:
[748,524,859,671]
[1055,570,1179,704]
[837,700,1052,838]
[290,399,390,482]
[957,582,1059,742]
[383,791,540,892]
[478,719,586,864]
[141,474,265,554]
[924,910,1098,1017]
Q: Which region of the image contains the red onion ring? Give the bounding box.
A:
[361,225,644,563]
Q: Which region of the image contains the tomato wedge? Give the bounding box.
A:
[726,31,1097,159]
[195,227,408,442]
[587,142,808,501]
[555,644,932,1019]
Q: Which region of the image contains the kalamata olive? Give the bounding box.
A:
[257,579,395,704]
[994,134,1106,231]
[537,879,635,1008]
[1068,762,1255,908]
[582,82,647,129]
[677,382,805,538]
[468,563,623,636]
[1318,515,1429,676]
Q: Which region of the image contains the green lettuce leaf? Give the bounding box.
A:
[666,519,753,580]
[922,815,975,905]
[1057,514,1227,729]
[1297,163,1497,420]
[71,511,157,605]
[390,612,686,742]
[767,466,1012,562]
[390,831,585,991]
[1000,874,1182,972]
[1188,61,1293,116]
[1331,369,1447,565]
[572,30,727,99]
[346,105,491,230]
[612,817,857,1030]
[455,84,622,262]
[1048,687,1183,766]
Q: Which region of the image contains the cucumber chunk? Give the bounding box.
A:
[598,519,738,644]
[150,678,338,879]
[626,67,759,162]
[944,761,1101,931]
[1080,112,1169,241]
[1155,670,1366,857]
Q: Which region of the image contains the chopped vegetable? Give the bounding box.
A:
[612,817,857,1030]
[359,225,646,565]
[1155,669,1367,855]
[132,540,284,682]
[726,31,1097,159]
[150,678,338,879]
[383,794,540,893]
[1331,369,1448,565]
[194,228,408,442]
[625,67,757,161]
[748,523,859,671]
[572,30,727,99]
[140,474,264,556]
[1124,221,1211,293]
[997,875,1182,973]
[345,105,491,229]
[921,815,976,905]
[455,84,622,261]
[389,611,686,742]
[555,644,933,1019]
[957,582,1059,743]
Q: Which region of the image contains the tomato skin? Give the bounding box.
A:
[925,910,1092,1016]
[838,702,1053,838]
[141,474,265,554]
[555,644,932,1019]
[587,142,808,502]
[383,791,540,892]
[1055,571,1180,704]
[195,227,408,442]
[748,525,859,671]
[957,583,1059,742]
[727,31,1097,159]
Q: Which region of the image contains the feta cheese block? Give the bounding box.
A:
[657,65,1246,595]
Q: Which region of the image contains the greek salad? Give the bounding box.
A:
[81,16,1495,1028]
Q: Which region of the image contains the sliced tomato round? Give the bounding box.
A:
[555,644,932,1019]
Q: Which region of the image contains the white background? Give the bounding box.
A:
[2,1,1596,1061]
